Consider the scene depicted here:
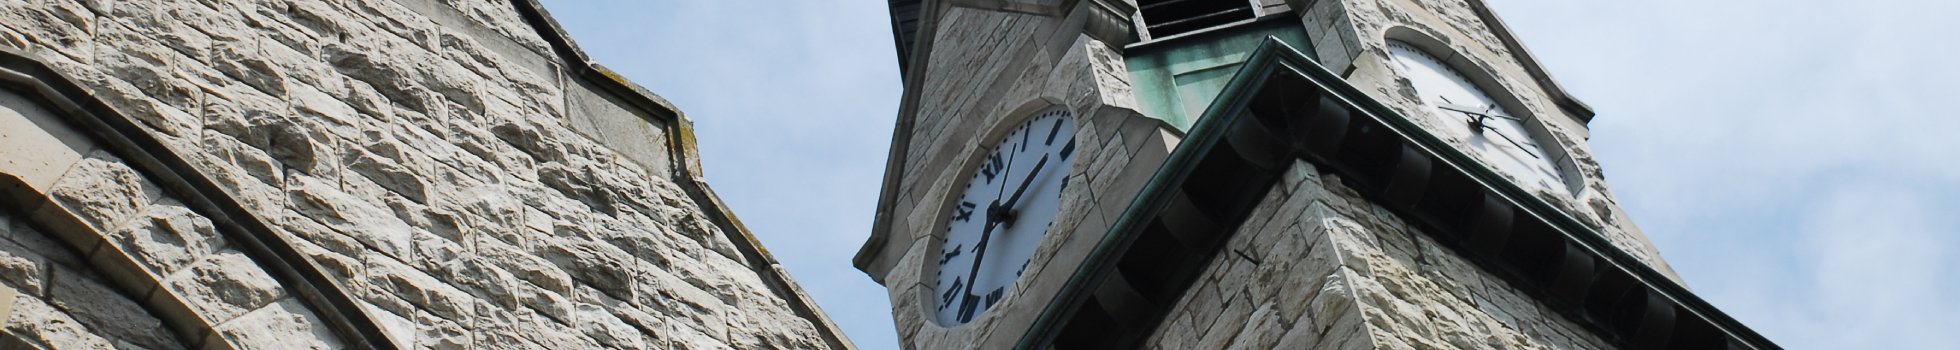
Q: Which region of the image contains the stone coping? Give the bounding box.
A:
[1015,37,1776,350]
[0,46,401,349]
[504,1,858,349]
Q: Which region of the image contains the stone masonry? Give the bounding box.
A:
[1140,160,1613,350]
[0,206,221,350]
[864,0,1728,348]
[1292,0,1681,280]
[0,0,849,349]
[861,3,1205,348]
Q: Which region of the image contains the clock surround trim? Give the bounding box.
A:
[926,105,1080,327]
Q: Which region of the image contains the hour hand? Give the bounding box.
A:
[1482,127,1541,158]
[1438,102,1520,121]
[997,154,1050,223]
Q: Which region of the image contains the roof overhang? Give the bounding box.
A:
[863,0,1596,278]
[1013,38,1773,350]
[887,0,1594,123]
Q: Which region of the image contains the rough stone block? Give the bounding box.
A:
[49,151,161,233]
[0,2,95,64]
[414,308,468,350]
[5,294,118,349]
[576,302,647,350]
[106,199,222,280]
[47,267,181,350]
[441,256,518,309]
[540,237,639,301]
[162,249,286,325]
[286,173,414,262]
[0,236,48,299]
[369,252,478,321]
[215,298,343,350]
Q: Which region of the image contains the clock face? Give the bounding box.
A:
[934,108,1077,326]
[1386,40,1572,196]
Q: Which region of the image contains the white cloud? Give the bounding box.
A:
[1488,0,1960,347]
[1788,186,1957,348]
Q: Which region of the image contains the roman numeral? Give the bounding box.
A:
[957,292,981,322]
[951,201,976,222]
[940,277,963,310]
[1046,118,1064,145]
[984,287,1005,310]
[1021,125,1030,152]
[980,151,1005,183]
[938,244,962,265]
[1059,137,1076,160]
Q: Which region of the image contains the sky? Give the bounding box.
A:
[535,1,1958,349]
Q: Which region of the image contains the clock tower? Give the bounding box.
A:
[857,1,1775,349]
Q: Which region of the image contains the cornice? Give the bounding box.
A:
[1015,38,1772,350]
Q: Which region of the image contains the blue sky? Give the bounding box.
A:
[536,1,1957,349]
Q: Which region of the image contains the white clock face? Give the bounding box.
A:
[1386,40,1572,196]
[934,108,1077,326]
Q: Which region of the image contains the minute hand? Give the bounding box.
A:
[998,154,1050,216]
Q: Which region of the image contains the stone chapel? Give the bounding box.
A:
[0,0,852,349]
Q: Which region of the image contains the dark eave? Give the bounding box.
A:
[882,0,1590,123]
[1014,38,1773,350]
[857,0,947,280]
[890,0,926,74]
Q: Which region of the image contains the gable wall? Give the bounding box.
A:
[0,0,840,348]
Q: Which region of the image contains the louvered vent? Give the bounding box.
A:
[1136,0,1256,40]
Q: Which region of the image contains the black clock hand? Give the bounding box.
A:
[958,211,998,322]
[1437,101,1541,159]
[1481,127,1541,159]
[985,148,1017,227]
[995,149,1017,201]
[960,146,1017,322]
[1438,102,1521,121]
[995,154,1050,227]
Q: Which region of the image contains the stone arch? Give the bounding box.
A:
[0,47,395,349]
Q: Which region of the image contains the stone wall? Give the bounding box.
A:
[1292,0,1680,281]
[0,84,343,349]
[865,4,1196,348]
[2,206,254,350]
[1139,160,1613,350]
[0,0,841,349]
